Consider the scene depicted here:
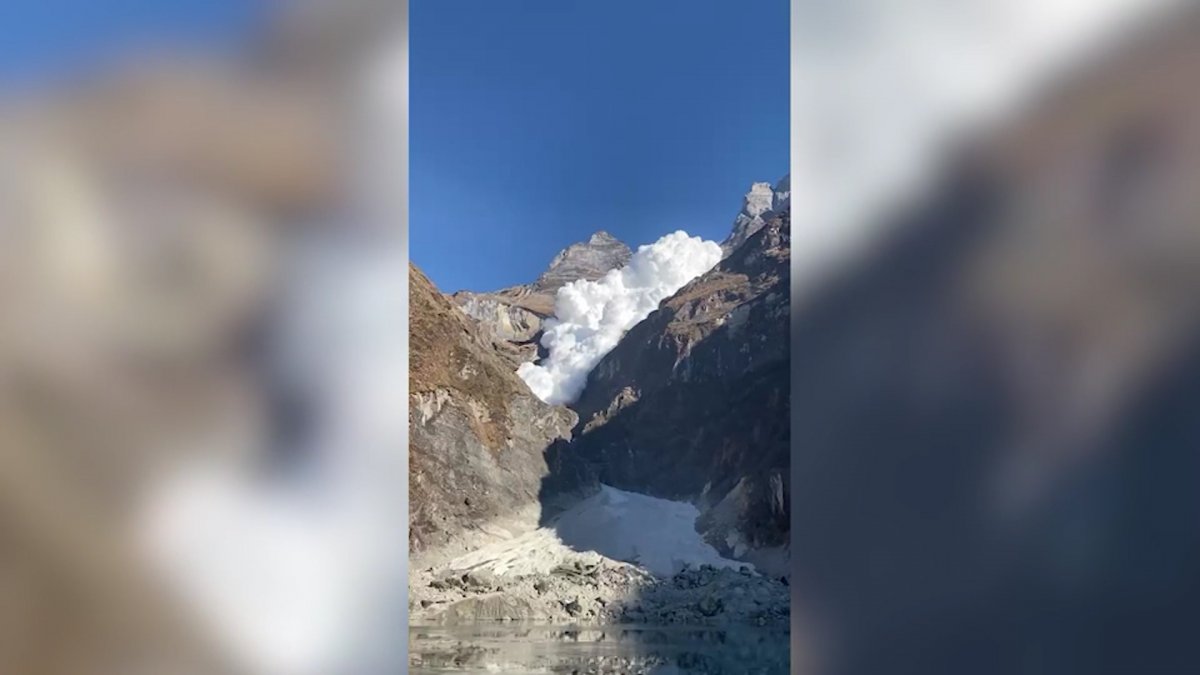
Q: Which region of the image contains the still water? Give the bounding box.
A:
[409,624,789,674]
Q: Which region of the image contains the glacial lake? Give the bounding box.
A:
[409,623,789,674]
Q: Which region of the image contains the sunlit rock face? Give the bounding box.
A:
[723,175,790,254]
[409,264,576,559]
[533,231,633,292]
[454,294,544,344]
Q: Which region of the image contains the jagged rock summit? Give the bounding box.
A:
[723,174,790,253]
[534,230,632,292]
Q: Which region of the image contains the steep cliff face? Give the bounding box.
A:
[568,211,790,573]
[449,231,632,361]
[409,264,576,558]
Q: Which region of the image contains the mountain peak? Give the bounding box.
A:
[588,230,620,245]
[742,182,776,219]
[723,175,790,254]
[535,231,632,292]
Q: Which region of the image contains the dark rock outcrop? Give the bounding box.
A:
[409,264,576,556]
[568,210,791,572]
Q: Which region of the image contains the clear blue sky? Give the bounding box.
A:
[0,1,260,86]
[0,1,790,294]
[412,0,789,293]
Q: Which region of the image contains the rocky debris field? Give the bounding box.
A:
[410,553,789,628]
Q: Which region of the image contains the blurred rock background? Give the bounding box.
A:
[0,2,405,673]
[789,5,1200,674]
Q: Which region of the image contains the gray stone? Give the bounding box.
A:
[429,593,540,624]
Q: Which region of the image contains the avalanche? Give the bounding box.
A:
[518,230,722,405]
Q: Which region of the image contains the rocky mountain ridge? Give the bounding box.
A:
[411,174,793,621]
[451,176,792,364]
[429,176,793,574]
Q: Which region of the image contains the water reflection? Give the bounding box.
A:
[409,624,789,674]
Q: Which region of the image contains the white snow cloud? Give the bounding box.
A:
[518,230,722,405]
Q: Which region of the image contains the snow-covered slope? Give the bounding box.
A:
[443,485,743,579]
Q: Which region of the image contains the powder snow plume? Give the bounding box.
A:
[518,230,722,405]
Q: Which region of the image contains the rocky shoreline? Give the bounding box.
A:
[410,553,789,628]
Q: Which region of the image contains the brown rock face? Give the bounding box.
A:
[568,212,791,572]
[409,264,576,557]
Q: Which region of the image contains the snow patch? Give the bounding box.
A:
[446,485,743,579]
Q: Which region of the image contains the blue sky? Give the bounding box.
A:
[412,0,789,292]
[0,1,790,294]
[0,1,259,86]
